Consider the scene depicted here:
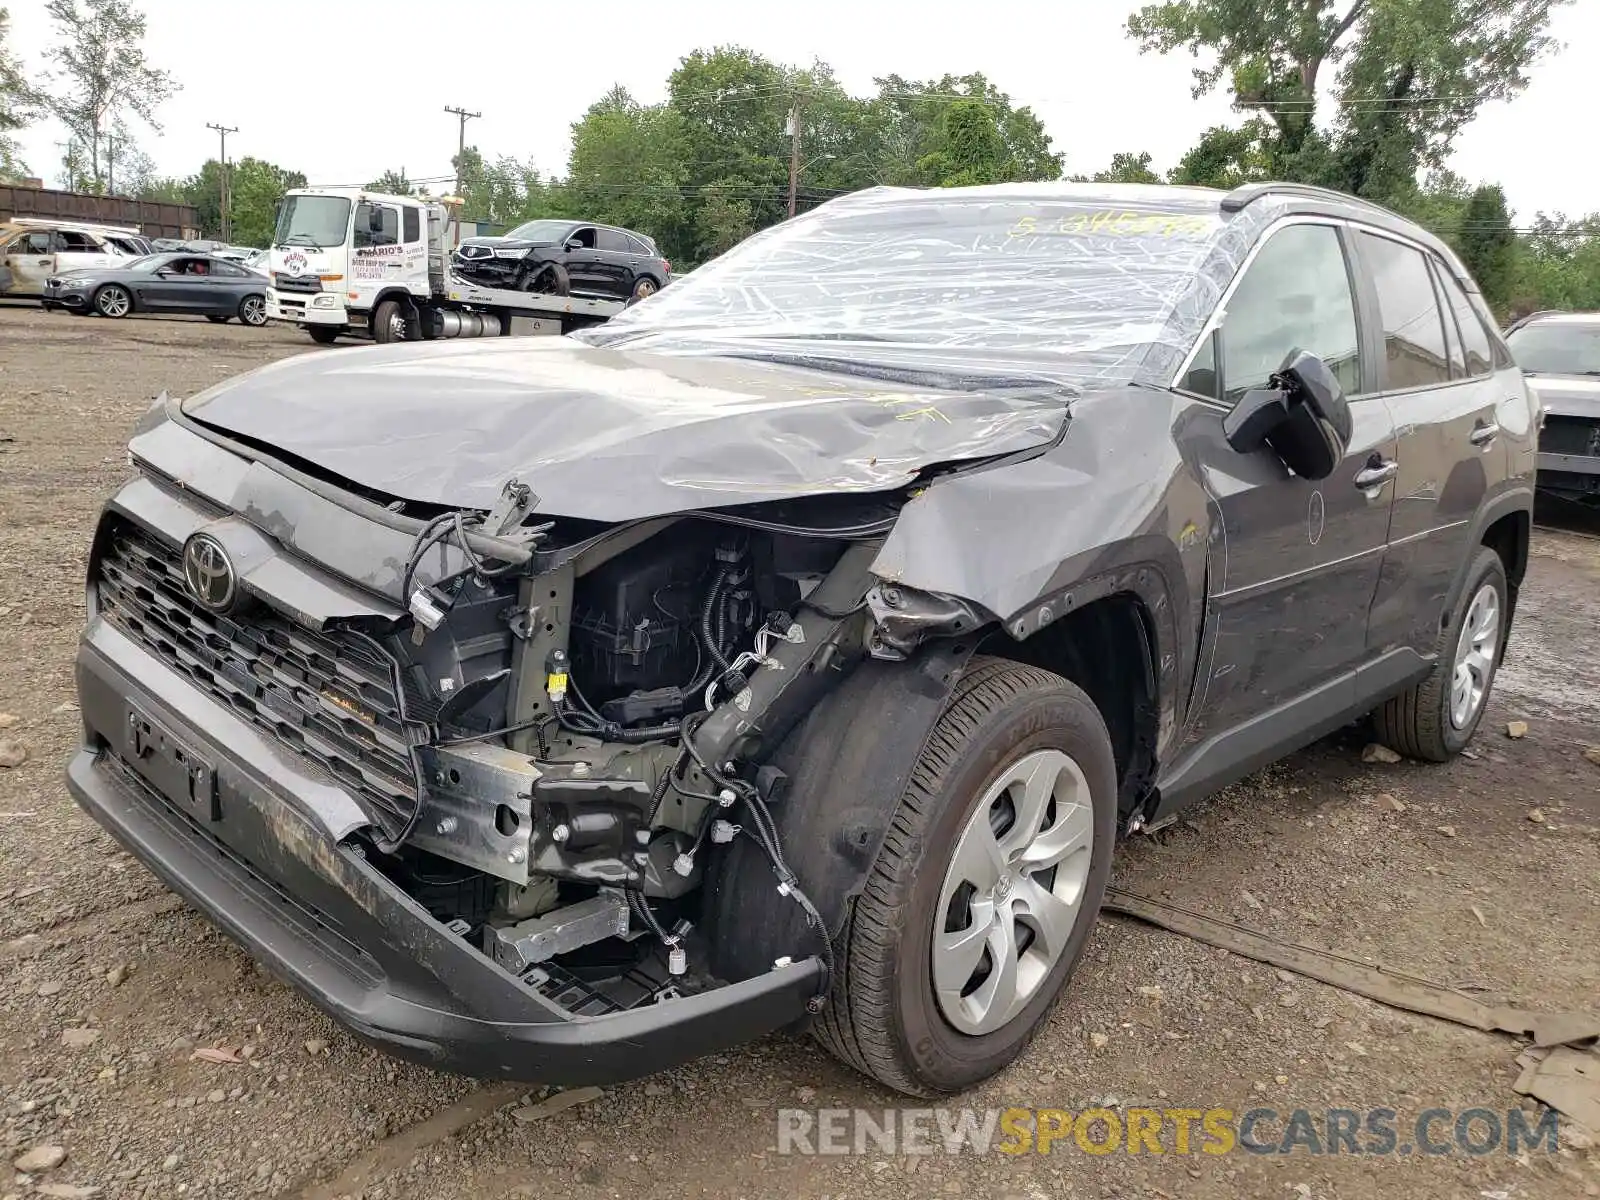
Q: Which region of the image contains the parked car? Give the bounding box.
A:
[1,220,141,297]
[452,218,671,301]
[42,251,270,325]
[239,248,270,275]
[1504,310,1600,506]
[66,181,1534,1099]
[213,245,260,263]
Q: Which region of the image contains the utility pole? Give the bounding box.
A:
[105,133,118,195]
[786,97,803,218]
[444,106,481,197]
[207,122,238,241]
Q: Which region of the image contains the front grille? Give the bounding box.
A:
[1540,415,1600,459]
[96,519,423,836]
[273,273,321,294]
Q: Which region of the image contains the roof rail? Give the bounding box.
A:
[1219,181,1384,214]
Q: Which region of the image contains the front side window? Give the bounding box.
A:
[1216,223,1363,404]
[6,232,52,254]
[354,203,399,248]
[1434,267,1495,377]
[1358,232,1451,390]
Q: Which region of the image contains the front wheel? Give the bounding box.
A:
[238,294,268,327]
[371,298,408,344]
[812,656,1117,1096]
[94,284,132,319]
[1373,546,1509,761]
[520,262,570,296]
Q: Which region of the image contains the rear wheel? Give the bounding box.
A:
[307,326,342,345]
[813,656,1117,1096]
[94,284,131,319]
[630,275,659,301]
[1373,546,1509,761]
[238,294,268,327]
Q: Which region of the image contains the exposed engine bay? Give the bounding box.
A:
[359,479,924,1014]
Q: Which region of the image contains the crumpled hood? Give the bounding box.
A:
[182,337,1069,522]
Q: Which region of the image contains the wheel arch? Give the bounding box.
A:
[1450,486,1533,646]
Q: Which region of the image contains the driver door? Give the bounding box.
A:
[560,226,607,295]
[1178,218,1397,748]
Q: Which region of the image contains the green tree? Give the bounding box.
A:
[1093,151,1162,184]
[366,168,415,196]
[0,6,31,180]
[1456,184,1515,312]
[1129,0,1569,196]
[696,180,757,261]
[914,99,1012,186]
[874,72,1062,185]
[1166,121,1272,188]
[229,157,307,247]
[566,86,687,250]
[34,0,178,192]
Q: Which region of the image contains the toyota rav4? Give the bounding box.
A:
[67,181,1536,1097]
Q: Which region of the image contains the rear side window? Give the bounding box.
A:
[58,231,99,251]
[1215,223,1363,403]
[1357,232,1451,390]
[596,228,630,252]
[1433,265,1494,377]
[403,207,421,244]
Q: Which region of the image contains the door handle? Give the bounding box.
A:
[1354,458,1399,490]
[1469,419,1500,447]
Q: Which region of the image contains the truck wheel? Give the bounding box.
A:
[94,284,132,319]
[371,298,408,344]
[522,262,570,296]
[307,326,341,345]
[1373,546,1508,761]
[813,656,1116,1096]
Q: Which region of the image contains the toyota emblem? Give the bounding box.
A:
[182,533,238,613]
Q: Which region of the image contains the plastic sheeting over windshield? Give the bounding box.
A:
[577,183,1259,390]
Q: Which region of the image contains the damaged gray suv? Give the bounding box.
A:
[68,181,1537,1097]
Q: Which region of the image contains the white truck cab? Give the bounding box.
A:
[266,187,623,345]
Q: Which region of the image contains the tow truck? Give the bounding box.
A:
[265,187,624,344]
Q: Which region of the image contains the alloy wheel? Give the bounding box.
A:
[1449,582,1500,730]
[97,286,130,318]
[241,296,267,326]
[933,749,1096,1036]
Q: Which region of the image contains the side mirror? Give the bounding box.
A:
[564,239,583,252]
[368,208,385,234]
[1222,350,1352,481]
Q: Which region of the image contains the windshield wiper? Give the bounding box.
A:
[278,234,322,248]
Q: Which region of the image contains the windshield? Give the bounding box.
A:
[502,219,576,244]
[1507,321,1600,376]
[576,186,1224,387]
[274,195,352,248]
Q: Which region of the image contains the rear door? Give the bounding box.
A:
[1354,230,1505,656]
[592,227,635,296]
[1177,218,1396,747]
[55,229,119,274]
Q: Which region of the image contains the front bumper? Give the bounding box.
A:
[68,617,823,1084]
[42,284,89,310]
[267,289,346,326]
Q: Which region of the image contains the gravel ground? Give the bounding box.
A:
[1,304,1597,1200]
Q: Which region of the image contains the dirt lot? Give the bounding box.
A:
[1,304,1597,1200]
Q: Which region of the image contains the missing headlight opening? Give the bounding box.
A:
[345,481,896,1012]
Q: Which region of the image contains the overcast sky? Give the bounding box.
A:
[7,0,1598,222]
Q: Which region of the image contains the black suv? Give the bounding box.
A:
[452,218,671,301]
[67,181,1535,1098]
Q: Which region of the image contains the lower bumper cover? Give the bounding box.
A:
[68,619,823,1084]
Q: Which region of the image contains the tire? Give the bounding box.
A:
[237,294,268,327]
[307,326,341,345]
[630,275,660,302]
[813,655,1117,1096]
[521,262,570,296]
[206,315,230,324]
[371,298,407,344]
[94,284,132,319]
[1373,546,1509,762]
